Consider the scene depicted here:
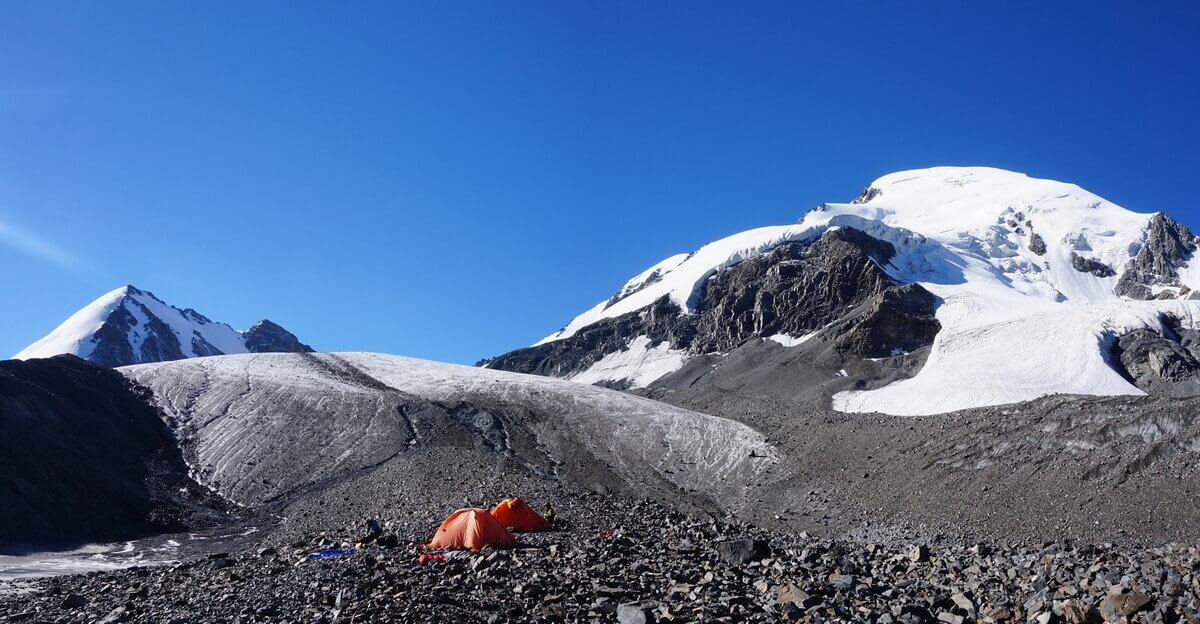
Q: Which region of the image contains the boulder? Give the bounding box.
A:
[716,538,770,565]
[616,604,649,624]
[1098,591,1151,621]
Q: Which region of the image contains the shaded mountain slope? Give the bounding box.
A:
[0,356,234,550]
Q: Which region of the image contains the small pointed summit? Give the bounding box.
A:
[14,286,312,366]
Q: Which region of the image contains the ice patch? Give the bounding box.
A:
[568,336,688,388]
[765,333,815,347]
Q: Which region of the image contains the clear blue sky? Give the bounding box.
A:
[2,1,1198,364]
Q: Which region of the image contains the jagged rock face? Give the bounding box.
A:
[489,227,941,380]
[0,355,230,548]
[691,228,897,353]
[244,320,314,354]
[1115,213,1200,299]
[88,305,144,367]
[831,284,941,358]
[851,186,881,204]
[1113,319,1200,396]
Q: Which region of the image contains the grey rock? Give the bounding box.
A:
[1029,232,1047,255]
[776,583,809,606]
[1099,591,1152,620]
[616,604,649,624]
[60,593,86,609]
[1070,252,1116,278]
[716,538,770,565]
[1113,324,1200,395]
[97,606,128,624]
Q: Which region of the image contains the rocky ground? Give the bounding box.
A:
[3,496,1198,624]
[637,336,1200,547]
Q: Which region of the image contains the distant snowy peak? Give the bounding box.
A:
[13,285,312,367]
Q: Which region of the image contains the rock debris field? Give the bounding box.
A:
[3,496,1198,623]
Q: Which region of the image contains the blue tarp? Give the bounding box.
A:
[306,548,356,559]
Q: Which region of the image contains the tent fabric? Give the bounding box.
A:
[490,498,553,532]
[426,508,517,551]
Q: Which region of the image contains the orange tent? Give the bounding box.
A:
[490,498,553,532]
[426,508,517,551]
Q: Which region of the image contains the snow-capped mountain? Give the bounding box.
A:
[488,166,1200,415]
[13,285,313,367]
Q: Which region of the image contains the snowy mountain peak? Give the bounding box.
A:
[14,285,312,367]
[497,166,1200,416]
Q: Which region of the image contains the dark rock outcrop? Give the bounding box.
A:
[851,186,882,204]
[0,356,232,549]
[489,228,942,381]
[1112,318,1200,396]
[88,304,144,367]
[1071,252,1116,278]
[1115,213,1200,299]
[831,284,941,358]
[244,320,314,354]
[690,229,897,353]
[1028,232,1047,256]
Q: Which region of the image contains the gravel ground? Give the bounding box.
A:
[640,338,1200,546]
[3,496,1198,623]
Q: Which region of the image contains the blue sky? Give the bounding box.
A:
[2,1,1198,364]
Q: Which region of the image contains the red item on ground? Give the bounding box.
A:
[426,508,518,551]
[490,498,553,532]
[418,553,445,565]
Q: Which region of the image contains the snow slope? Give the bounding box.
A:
[14,286,133,362]
[534,167,1200,415]
[825,168,1199,415]
[13,285,309,366]
[569,336,689,387]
